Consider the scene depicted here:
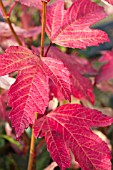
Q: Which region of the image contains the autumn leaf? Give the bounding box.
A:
[96,51,113,83]
[46,0,109,48]
[16,0,50,10]
[0,22,41,39]
[0,46,72,138]
[15,0,42,10]
[34,104,113,170]
[43,46,95,103]
[40,57,71,100]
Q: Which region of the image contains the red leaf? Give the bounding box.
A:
[0,46,36,76]
[44,46,94,103]
[0,46,49,137]
[45,131,71,170]
[8,67,49,138]
[34,104,113,170]
[0,46,72,137]
[96,51,113,83]
[0,22,41,39]
[34,116,71,170]
[69,55,96,76]
[46,0,109,48]
[49,80,64,100]
[40,57,72,101]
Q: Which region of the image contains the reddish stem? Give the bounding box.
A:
[44,42,52,57]
[7,1,17,16]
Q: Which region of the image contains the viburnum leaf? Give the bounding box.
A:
[69,54,96,76]
[34,115,71,169]
[8,67,49,138]
[45,130,71,169]
[40,57,71,100]
[96,51,113,83]
[0,46,72,137]
[42,46,94,103]
[46,0,109,48]
[0,46,36,76]
[34,104,113,170]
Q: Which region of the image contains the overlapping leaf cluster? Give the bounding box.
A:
[0,0,113,169]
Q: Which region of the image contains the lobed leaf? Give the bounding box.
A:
[8,66,49,138]
[45,131,71,170]
[44,46,95,103]
[0,46,72,137]
[0,46,36,76]
[40,57,72,101]
[46,0,109,48]
[34,104,113,170]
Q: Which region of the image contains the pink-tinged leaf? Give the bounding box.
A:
[0,22,41,39]
[96,51,113,83]
[49,80,64,100]
[40,57,72,101]
[34,116,71,170]
[0,46,36,76]
[69,55,96,76]
[46,0,109,48]
[34,116,46,137]
[0,46,73,137]
[8,66,49,138]
[97,81,113,93]
[45,131,71,170]
[34,104,113,170]
[44,46,94,103]
[15,0,42,10]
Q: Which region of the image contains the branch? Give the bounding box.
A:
[40,1,47,57]
[0,0,22,45]
[7,1,17,16]
[27,113,38,170]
